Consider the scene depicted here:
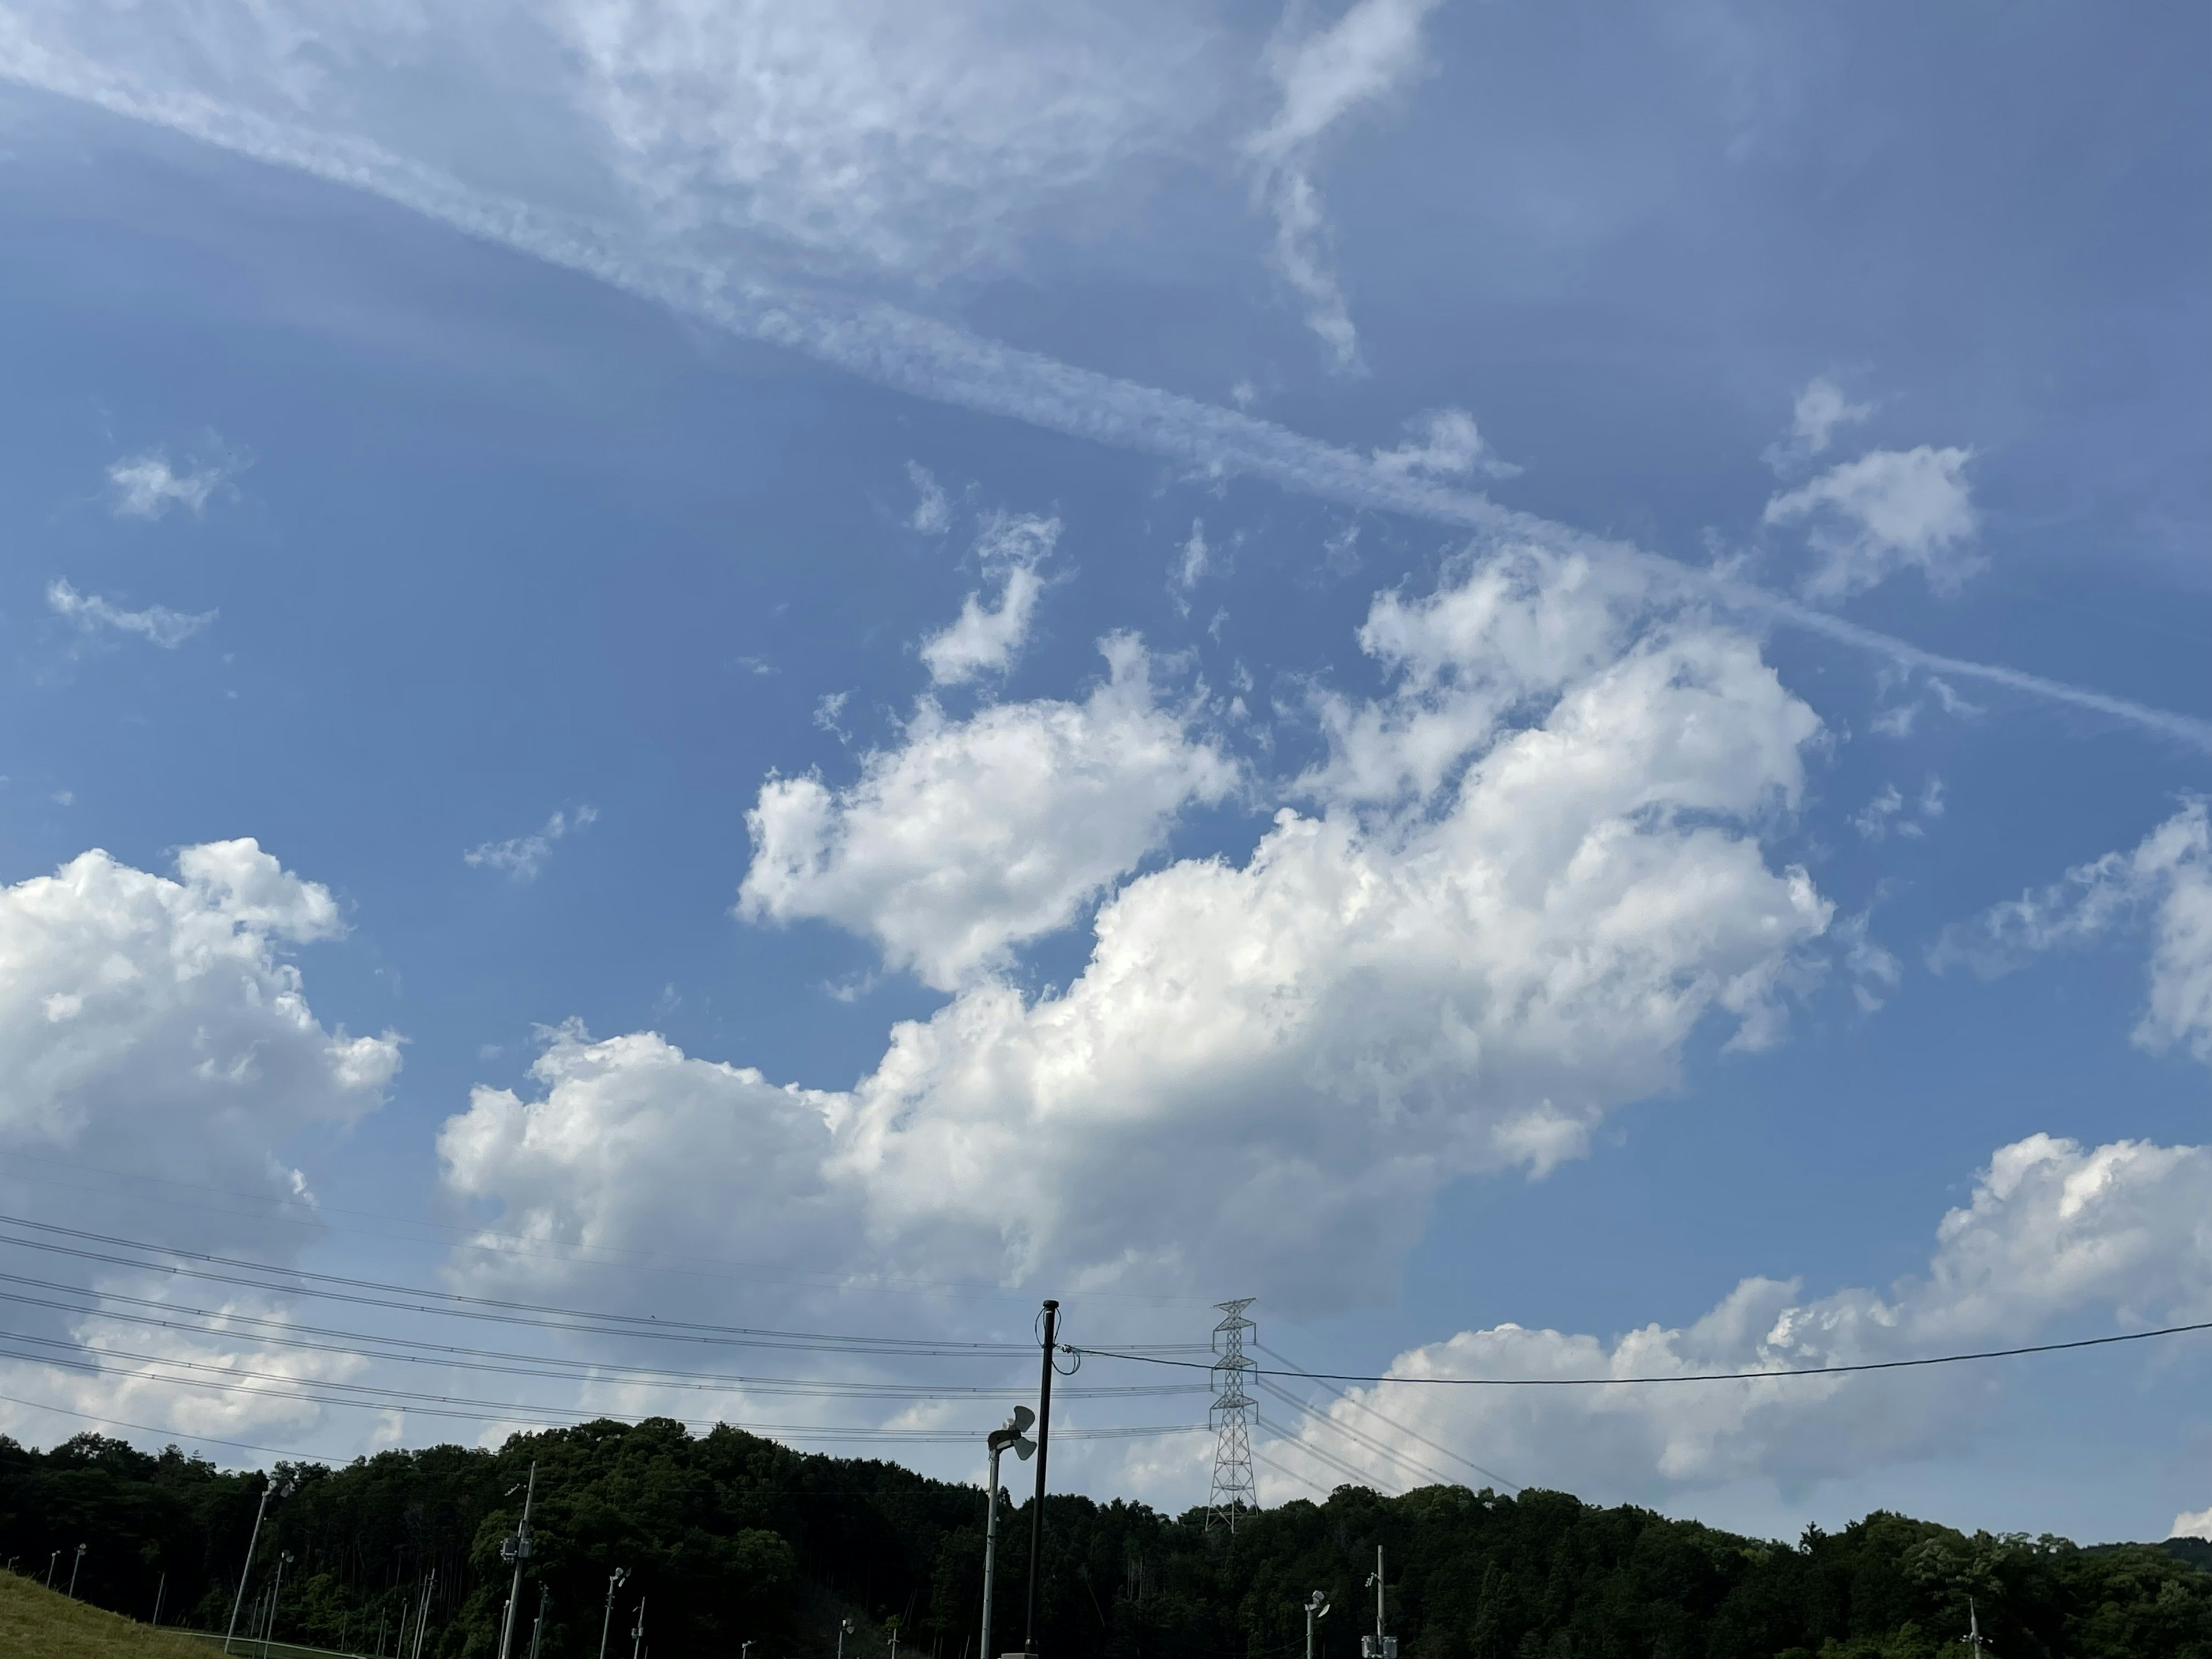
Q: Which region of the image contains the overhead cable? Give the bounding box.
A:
[1073,1317,2212,1386]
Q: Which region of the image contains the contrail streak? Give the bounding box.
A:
[7,58,2207,752]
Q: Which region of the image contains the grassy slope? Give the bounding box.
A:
[0,1571,364,1658]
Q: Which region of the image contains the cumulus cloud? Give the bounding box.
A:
[918,513,1058,685]
[1271,1132,2212,1503]
[451,542,1830,1315]
[1372,408,1520,482]
[740,635,1236,991]
[1244,0,1442,369]
[46,578,215,647]
[1931,800,2212,1063]
[464,806,601,882]
[1764,445,1980,602]
[106,448,234,520]
[0,839,400,1452]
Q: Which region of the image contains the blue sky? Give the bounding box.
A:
[0,0,2207,1545]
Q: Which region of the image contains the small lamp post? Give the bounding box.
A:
[1305,1592,1331,1659]
[980,1407,1036,1659]
[597,1568,630,1659]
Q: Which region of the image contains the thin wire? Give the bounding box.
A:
[1073,1317,2212,1386]
[0,1338,1205,1443]
[1256,1342,1521,1492]
[1255,1378,1459,1491]
[0,1276,1207,1402]
[1253,1414,1398,1497]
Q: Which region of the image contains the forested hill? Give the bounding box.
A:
[2,1418,2206,1659]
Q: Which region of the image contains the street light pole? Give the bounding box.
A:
[528,1585,550,1659]
[68,1543,86,1598]
[224,1479,274,1656]
[1022,1300,1059,1656]
[631,1594,647,1659]
[598,1568,630,1659]
[838,1613,855,1659]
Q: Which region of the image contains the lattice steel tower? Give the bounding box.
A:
[1207,1298,1257,1529]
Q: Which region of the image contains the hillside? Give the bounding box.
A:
[5,1419,2210,1658]
[0,1567,248,1658]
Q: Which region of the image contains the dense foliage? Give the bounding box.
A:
[2,1419,2206,1658]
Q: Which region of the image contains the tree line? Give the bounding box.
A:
[2,1417,2207,1658]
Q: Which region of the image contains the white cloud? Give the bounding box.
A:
[46,578,215,647]
[2175,1508,2212,1543]
[453,543,1830,1315]
[106,449,233,520]
[905,461,951,534]
[0,838,404,1455]
[0,838,396,1230]
[464,806,601,882]
[1372,408,1520,482]
[1243,0,1441,370]
[918,513,1057,686]
[1173,518,1210,593]
[1274,1131,2212,1504]
[1851,777,1941,843]
[1766,376,1874,469]
[1932,801,2212,1063]
[1763,445,1980,602]
[740,635,1236,991]
[548,0,1225,275]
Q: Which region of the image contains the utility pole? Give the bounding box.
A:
[1023,1299,1059,1656]
[224,1478,275,1655]
[982,1406,1036,1659]
[1207,1300,1257,1530]
[1963,1596,1990,1656]
[47,1550,59,1589]
[153,1571,166,1627]
[631,1594,647,1659]
[528,1585,551,1659]
[1361,1548,1395,1659]
[263,1551,293,1659]
[68,1543,86,1598]
[1304,1591,1331,1659]
[497,1462,539,1659]
[889,1618,902,1659]
[599,1568,630,1659]
[412,1569,437,1659]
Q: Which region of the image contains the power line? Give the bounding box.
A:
[1256,1342,1521,1492]
[0,1275,1206,1402]
[1073,1318,2212,1386]
[0,1215,1207,1358]
[1253,1378,1459,1492]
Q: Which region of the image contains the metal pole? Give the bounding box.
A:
[981,1441,1003,1659]
[631,1594,647,1659]
[498,1463,538,1659]
[263,1552,291,1659]
[413,1569,437,1659]
[1022,1299,1059,1656]
[47,1550,59,1589]
[529,1585,550,1659]
[153,1571,166,1627]
[599,1569,629,1659]
[69,1543,86,1597]
[1374,1547,1384,1646]
[224,1480,274,1655]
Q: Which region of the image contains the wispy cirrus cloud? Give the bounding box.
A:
[1243,0,1442,371]
[106,447,237,520]
[464,806,600,882]
[2,4,2205,752]
[46,578,215,647]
